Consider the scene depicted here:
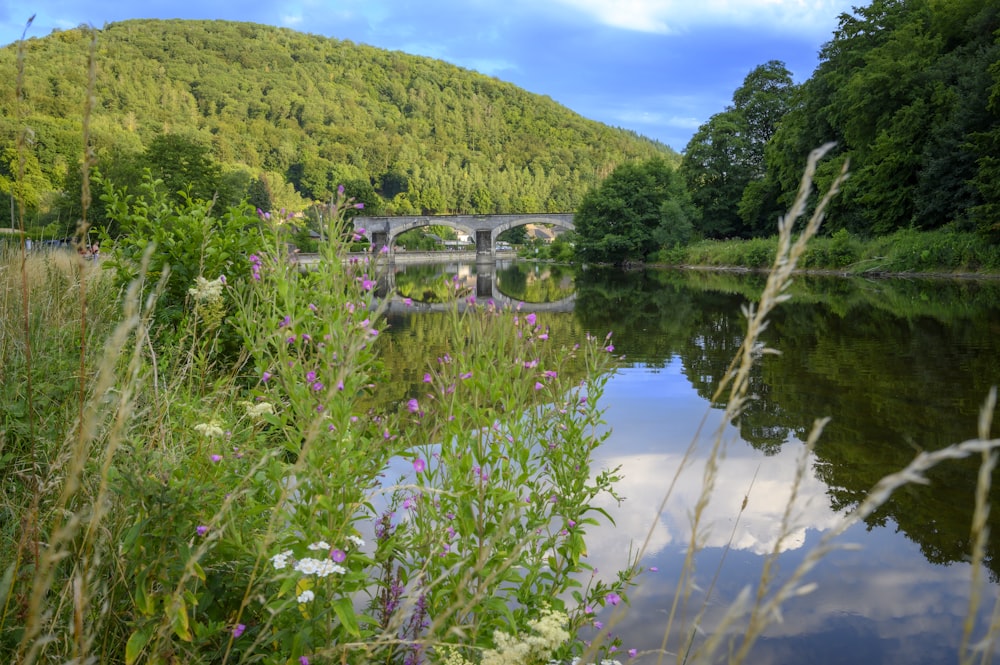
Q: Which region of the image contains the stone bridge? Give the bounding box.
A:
[353,213,574,261]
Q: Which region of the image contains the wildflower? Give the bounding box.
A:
[413,458,426,473]
[307,541,331,551]
[308,302,317,312]
[297,589,315,603]
[361,277,376,291]
[423,373,432,383]
[347,535,365,548]
[261,371,272,383]
[538,333,549,340]
[300,657,310,665]
[544,370,558,379]
[188,275,225,302]
[279,315,291,328]
[271,550,294,570]
[380,245,389,254]
[402,497,416,510]
[460,372,473,380]
[594,621,603,629]
[194,422,225,438]
[408,398,420,413]
[605,592,621,606]
[534,382,544,390]
[525,313,537,326]
[246,401,275,418]
[605,344,615,352]
[233,623,246,638]
[337,380,345,391]
[649,566,658,572]
[330,549,346,563]
[404,297,413,306]
[628,649,638,658]
[312,381,324,392]
[210,454,222,463]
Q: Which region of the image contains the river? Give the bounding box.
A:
[376,260,1000,664]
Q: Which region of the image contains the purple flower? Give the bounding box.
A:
[354,202,365,209]
[402,497,416,510]
[233,623,246,638]
[380,245,389,254]
[525,313,536,326]
[605,344,615,352]
[306,371,317,382]
[312,381,324,392]
[649,566,659,572]
[300,657,310,665]
[423,373,432,383]
[261,371,272,383]
[605,592,621,606]
[404,297,413,306]
[337,380,345,391]
[361,278,376,291]
[628,649,638,658]
[196,525,208,537]
[538,333,549,340]
[460,372,473,380]
[279,315,291,328]
[413,458,426,473]
[544,370,557,379]
[210,454,222,463]
[331,549,346,563]
[338,184,345,195]
[594,620,603,629]
[408,399,420,413]
[534,382,544,391]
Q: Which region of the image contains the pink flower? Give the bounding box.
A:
[331,549,346,563]
[196,525,208,537]
[413,458,426,473]
[534,382,544,391]
[233,623,245,638]
[628,649,638,658]
[544,370,557,379]
[423,373,432,383]
[605,344,615,352]
[525,313,537,326]
[605,592,621,606]
[210,454,222,463]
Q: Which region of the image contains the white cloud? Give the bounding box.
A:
[551,0,849,35]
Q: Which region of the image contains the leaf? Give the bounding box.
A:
[125,626,153,665]
[171,595,192,642]
[332,597,361,638]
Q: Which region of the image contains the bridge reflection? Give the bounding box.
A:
[378,262,576,314]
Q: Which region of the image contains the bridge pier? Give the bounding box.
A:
[475,230,493,262]
[371,231,390,253]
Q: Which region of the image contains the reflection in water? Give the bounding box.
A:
[379,263,1000,663]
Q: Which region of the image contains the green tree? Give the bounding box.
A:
[144,133,222,204]
[574,157,694,264]
[680,111,750,238]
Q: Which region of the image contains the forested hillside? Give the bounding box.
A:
[680,0,1000,241]
[0,18,672,233]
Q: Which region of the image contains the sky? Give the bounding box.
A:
[0,0,862,152]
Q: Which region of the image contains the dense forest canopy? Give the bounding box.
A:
[0,18,673,234]
[681,0,1000,242]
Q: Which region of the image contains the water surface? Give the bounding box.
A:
[379,261,1000,664]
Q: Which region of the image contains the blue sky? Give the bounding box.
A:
[0,0,860,151]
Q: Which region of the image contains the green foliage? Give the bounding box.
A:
[680,61,795,238]
[575,157,695,264]
[0,19,673,230]
[760,1,1000,238]
[99,173,270,357]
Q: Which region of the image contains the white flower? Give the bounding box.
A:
[347,535,365,548]
[315,560,346,577]
[246,401,275,418]
[194,422,225,438]
[307,541,331,551]
[188,275,226,302]
[294,557,321,575]
[297,589,315,603]
[271,550,294,570]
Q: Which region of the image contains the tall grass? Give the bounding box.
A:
[3,26,999,665]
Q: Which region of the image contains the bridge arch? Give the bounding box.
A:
[354,213,575,259]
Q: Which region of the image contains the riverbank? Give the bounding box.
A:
[647,227,1000,278]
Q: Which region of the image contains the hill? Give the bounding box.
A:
[0,18,674,232]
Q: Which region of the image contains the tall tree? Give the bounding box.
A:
[575,157,695,264]
[682,61,795,238]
